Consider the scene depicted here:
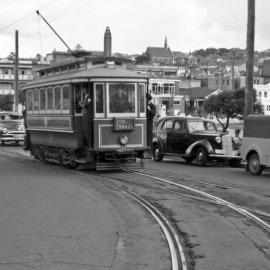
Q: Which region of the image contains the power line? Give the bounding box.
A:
[0,0,61,32]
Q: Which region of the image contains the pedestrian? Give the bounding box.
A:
[146,93,156,148]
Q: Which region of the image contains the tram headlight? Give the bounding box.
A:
[119,135,128,146]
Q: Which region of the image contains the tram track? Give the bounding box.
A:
[74,170,188,270]
[126,169,270,234]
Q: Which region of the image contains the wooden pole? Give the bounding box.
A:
[14,30,19,112]
[245,0,255,116]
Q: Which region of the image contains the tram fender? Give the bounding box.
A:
[185,140,213,157]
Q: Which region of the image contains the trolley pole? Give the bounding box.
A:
[14,30,19,112]
[245,0,255,116]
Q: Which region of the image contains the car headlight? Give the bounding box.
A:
[232,137,239,144]
[119,135,128,145]
[215,136,222,144]
[1,128,8,134]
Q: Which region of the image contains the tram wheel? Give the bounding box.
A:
[153,144,164,162]
[247,153,264,175]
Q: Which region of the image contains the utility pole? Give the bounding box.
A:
[231,49,235,90]
[245,0,255,116]
[14,30,19,112]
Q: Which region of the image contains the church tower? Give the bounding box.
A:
[104,26,112,57]
[164,36,168,49]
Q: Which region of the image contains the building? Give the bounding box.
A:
[254,83,270,115]
[0,58,35,111]
[145,37,174,65]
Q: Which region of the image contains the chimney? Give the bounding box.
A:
[104,26,112,57]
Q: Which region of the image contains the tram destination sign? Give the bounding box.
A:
[113,118,135,131]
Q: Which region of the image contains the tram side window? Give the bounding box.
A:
[95,84,104,114]
[74,84,83,114]
[109,84,135,113]
[54,86,61,111]
[27,90,33,112]
[62,86,70,111]
[47,87,53,111]
[40,88,46,111]
[33,89,39,112]
[139,84,146,113]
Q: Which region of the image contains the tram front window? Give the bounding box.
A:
[109,84,135,113]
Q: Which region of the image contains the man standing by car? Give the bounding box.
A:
[146,93,156,148]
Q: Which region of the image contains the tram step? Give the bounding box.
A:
[95,161,144,171]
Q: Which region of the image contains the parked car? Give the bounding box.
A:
[0,112,25,146]
[241,115,270,175]
[152,116,241,166]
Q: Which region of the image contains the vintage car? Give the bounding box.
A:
[0,112,25,146]
[241,115,270,175]
[152,116,241,166]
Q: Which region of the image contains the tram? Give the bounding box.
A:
[23,56,149,170]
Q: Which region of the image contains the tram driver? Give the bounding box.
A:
[110,86,132,113]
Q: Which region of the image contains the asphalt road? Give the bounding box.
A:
[1,146,269,270]
[0,147,169,270]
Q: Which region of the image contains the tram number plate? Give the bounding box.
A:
[114,118,135,131]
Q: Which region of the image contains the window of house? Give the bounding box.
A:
[40,88,46,111]
[62,85,70,111]
[258,92,262,98]
[264,92,267,98]
[47,87,53,111]
[54,86,61,111]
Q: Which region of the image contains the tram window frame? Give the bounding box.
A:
[40,88,46,113]
[62,85,70,113]
[27,90,33,114]
[54,86,62,113]
[74,84,83,115]
[107,83,137,117]
[139,83,146,117]
[46,86,54,112]
[33,89,40,113]
[94,83,104,117]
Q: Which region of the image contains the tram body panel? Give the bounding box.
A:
[93,118,147,149]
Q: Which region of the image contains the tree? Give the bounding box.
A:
[0,95,14,111]
[135,54,151,64]
[204,88,263,131]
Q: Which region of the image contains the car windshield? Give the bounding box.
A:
[188,121,206,133]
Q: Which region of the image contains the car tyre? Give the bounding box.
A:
[195,147,208,166]
[247,153,264,175]
[1,140,5,146]
[153,144,164,162]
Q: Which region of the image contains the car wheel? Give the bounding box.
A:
[247,153,264,175]
[1,140,5,146]
[153,144,164,162]
[195,147,208,166]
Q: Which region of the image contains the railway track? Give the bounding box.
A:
[127,169,270,233]
[74,170,187,270]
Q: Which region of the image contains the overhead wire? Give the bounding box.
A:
[0,0,61,32]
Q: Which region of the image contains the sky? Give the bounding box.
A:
[0,0,269,58]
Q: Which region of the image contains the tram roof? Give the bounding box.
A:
[24,64,148,89]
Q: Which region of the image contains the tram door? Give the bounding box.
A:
[74,82,94,147]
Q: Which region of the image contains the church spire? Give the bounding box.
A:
[164,36,168,49]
